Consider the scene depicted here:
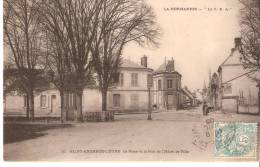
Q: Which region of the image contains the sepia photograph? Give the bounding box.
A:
[2,0,260,163]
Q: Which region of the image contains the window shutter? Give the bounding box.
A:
[47,95,50,108]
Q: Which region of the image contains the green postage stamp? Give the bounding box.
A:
[214,122,257,158]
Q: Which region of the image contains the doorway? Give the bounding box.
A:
[51,95,56,112]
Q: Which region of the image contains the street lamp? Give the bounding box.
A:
[147,74,153,120]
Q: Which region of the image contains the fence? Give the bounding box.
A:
[83,111,114,122]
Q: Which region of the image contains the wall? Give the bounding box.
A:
[107,68,152,111]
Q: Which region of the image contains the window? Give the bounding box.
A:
[40,95,47,108]
[120,73,124,86]
[69,93,76,108]
[130,94,139,107]
[158,80,161,90]
[167,79,173,89]
[113,94,120,107]
[131,73,138,87]
[112,72,120,84]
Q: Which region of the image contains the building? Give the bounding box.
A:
[4,85,102,119]
[107,56,153,112]
[180,87,194,108]
[216,38,259,114]
[4,55,186,117]
[5,56,154,117]
[152,58,182,110]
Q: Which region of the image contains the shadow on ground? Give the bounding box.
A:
[4,123,73,144]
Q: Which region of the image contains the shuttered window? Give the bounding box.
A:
[120,73,124,86]
[158,80,161,90]
[130,94,139,107]
[131,73,138,87]
[40,95,47,107]
[167,79,173,89]
[113,94,120,107]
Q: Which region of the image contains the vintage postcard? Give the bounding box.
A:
[2,0,260,163]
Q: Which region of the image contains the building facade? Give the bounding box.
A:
[216,38,259,113]
[107,56,153,112]
[4,87,102,118]
[152,58,182,110]
[5,56,187,116]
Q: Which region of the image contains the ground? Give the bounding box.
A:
[4,106,260,161]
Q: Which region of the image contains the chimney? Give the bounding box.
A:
[234,37,241,49]
[141,55,147,67]
[166,57,175,72]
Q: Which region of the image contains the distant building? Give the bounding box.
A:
[152,58,182,110]
[181,86,197,108]
[215,38,259,113]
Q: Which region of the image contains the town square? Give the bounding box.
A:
[2,0,260,162]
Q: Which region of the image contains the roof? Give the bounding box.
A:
[155,62,167,72]
[153,61,182,76]
[120,59,153,71]
[220,48,242,68]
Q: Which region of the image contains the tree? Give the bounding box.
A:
[92,0,161,111]
[4,0,45,121]
[239,0,260,114]
[40,0,102,121]
[4,64,30,118]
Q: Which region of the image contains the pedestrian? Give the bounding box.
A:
[203,101,208,115]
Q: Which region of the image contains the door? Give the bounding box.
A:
[113,94,120,107]
[167,94,177,109]
[51,95,56,112]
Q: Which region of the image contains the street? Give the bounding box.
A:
[4,107,260,161]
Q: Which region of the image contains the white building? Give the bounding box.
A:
[4,87,102,118]
[4,56,153,117]
[107,56,153,112]
[217,38,259,114]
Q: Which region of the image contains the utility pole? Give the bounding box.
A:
[148,87,152,120]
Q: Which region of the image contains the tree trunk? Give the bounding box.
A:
[76,91,83,122]
[102,90,107,111]
[60,91,65,123]
[29,92,34,121]
[26,94,30,119]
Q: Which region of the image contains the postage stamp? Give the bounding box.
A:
[214,122,257,158]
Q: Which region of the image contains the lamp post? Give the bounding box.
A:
[147,74,153,120]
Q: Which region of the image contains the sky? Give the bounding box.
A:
[122,0,242,91]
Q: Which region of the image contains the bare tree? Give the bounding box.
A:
[40,0,102,122]
[239,0,260,114]
[4,0,45,121]
[92,0,161,111]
